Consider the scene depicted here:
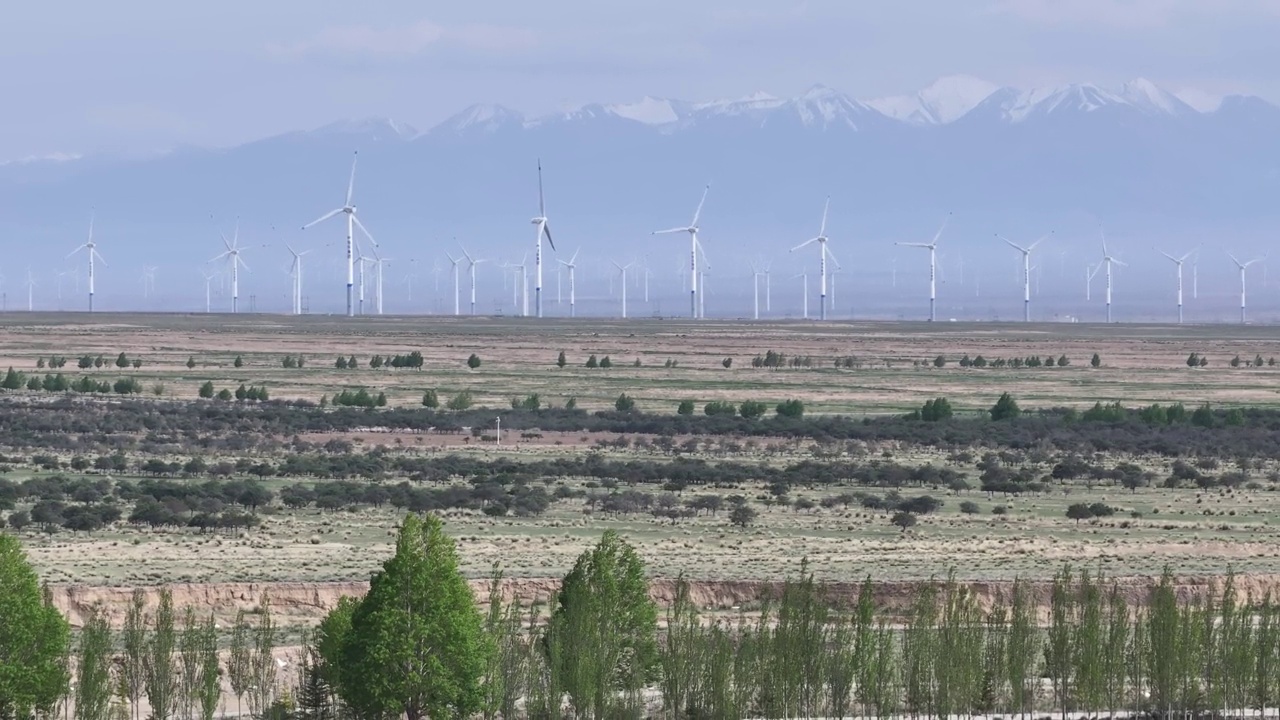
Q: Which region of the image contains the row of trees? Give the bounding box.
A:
[197,381,268,401]
[16,519,1280,720]
[2,369,149,395]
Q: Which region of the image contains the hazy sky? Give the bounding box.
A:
[4,0,1279,159]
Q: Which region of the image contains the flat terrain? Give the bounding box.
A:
[1,312,1279,413]
[3,312,1280,607]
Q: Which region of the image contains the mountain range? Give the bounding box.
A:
[1,75,1277,301]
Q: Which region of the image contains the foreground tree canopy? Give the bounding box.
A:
[0,533,70,720]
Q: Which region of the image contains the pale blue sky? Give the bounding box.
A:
[3,0,1278,159]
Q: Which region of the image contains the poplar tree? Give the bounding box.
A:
[75,605,114,720]
[339,514,488,720]
[143,588,178,720]
[0,533,71,720]
[119,590,146,720]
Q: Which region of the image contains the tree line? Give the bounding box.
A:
[7,520,1280,719]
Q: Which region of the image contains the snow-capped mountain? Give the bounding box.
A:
[869,75,1001,125]
[0,75,1276,286]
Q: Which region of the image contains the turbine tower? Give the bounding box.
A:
[1158,248,1195,324]
[1228,252,1264,324]
[211,221,250,314]
[653,184,710,319]
[896,213,950,321]
[301,151,376,317]
[286,243,311,315]
[613,261,634,318]
[749,261,764,320]
[530,160,555,318]
[67,213,106,312]
[790,197,841,321]
[201,270,216,314]
[25,268,36,312]
[795,272,809,319]
[1095,230,1126,323]
[997,232,1050,322]
[445,252,462,316]
[557,248,581,318]
[462,247,485,315]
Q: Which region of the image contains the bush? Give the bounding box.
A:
[556,351,567,368]
[467,353,481,369]
[739,400,767,419]
[722,357,732,369]
[920,397,953,422]
[729,504,757,528]
[422,390,439,408]
[233,355,244,368]
[1090,353,1102,368]
[775,399,805,418]
[615,393,637,412]
[585,355,598,369]
[704,401,737,417]
[933,355,946,368]
[891,511,917,532]
[676,400,695,416]
[216,388,233,401]
[600,356,613,369]
[199,381,214,399]
[959,500,980,514]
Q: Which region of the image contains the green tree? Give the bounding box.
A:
[1057,354,1070,367]
[75,604,113,720]
[920,397,953,422]
[722,357,732,368]
[422,390,439,408]
[120,590,146,720]
[891,511,917,532]
[198,381,214,399]
[600,356,612,369]
[739,400,768,419]
[1066,503,1094,525]
[0,534,71,719]
[556,351,567,368]
[1090,352,1102,368]
[446,390,473,411]
[547,531,659,718]
[585,354,598,369]
[776,399,805,418]
[335,356,348,369]
[186,356,196,369]
[933,354,946,368]
[615,393,636,412]
[115,352,130,368]
[144,588,178,720]
[467,353,481,369]
[233,355,244,368]
[337,514,487,720]
[676,399,695,416]
[216,388,233,401]
[1231,354,1242,368]
[729,504,757,528]
[989,392,1021,421]
[565,397,577,410]
[235,384,248,401]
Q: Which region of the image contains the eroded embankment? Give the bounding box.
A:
[49,572,1280,628]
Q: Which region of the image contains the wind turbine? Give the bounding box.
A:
[530,160,556,318]
[211,220,250,314]
[749,261,764,320]
[371,250,390,315]
[285,243,311,315]
[301,151,375,317]
[997,232,1050,322]
[653,184,710,319]
[67,212,106,312]
[201,270,217,314]
[557,248,581,318]
[790,197,841,321]
[613,261,634,318]
[896,213,950,321]
[1158,248,1195,324]
[1095,229,1126,323]
[139,265,157,300]
[25,268,36,312]
[795,271,809,319]
[445,252,462,316]
[503,255,529,316]
[1228,252,1264,324]
[462,247,486,315]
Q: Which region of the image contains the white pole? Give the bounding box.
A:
[346,214,354,317]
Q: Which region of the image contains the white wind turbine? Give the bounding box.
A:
[530,160,556,318]
[613,260,634,318]
[1094,229,1126,323]
[211,221,250,313]
[67,212,106,312]
[503,254,529,316]
[462,247,486,315]
[25,268,36,312]
[795,271,809,319]
[653,184,710,319]
[1158,248,1195,324]
[896,213,950,321]
[301,151,375,317]
[445,252,462,316]
[1228,252,1264,324]
[557,248,581,318]
[996,232,1050,322]
[285,243,312,315]
[749,261,764,320]
[790,198,841,321]
[371,250,390,315]
[201,270,217,314]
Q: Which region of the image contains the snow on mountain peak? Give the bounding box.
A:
[310,117,418,140]
[869,75,1001,125]
[605,96,684,125]
[440,104,524,134]
[1117,78,1195,116]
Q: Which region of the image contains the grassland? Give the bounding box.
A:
[4,312,1280,597]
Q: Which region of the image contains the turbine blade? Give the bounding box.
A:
[819,196,829,238]
[93,249,108,267]
[825,245,842,269]
[537,158,545,217]
[931,212,951,246]
[222,233,233,252]
[542,222,555,251]
[1228,252,1241,268]
[652,227,688,235]
[66,244,88,259]
[896,242,930,248]
[352,215,376,246]
[1160,251,1178,263]
[691,184,710,227]
[570,247,580,264]
[346,151,358,206]
[301,208,342,230]
[791,238,819,252]
[998,235,1026,253]
[1027,233,1050,251]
